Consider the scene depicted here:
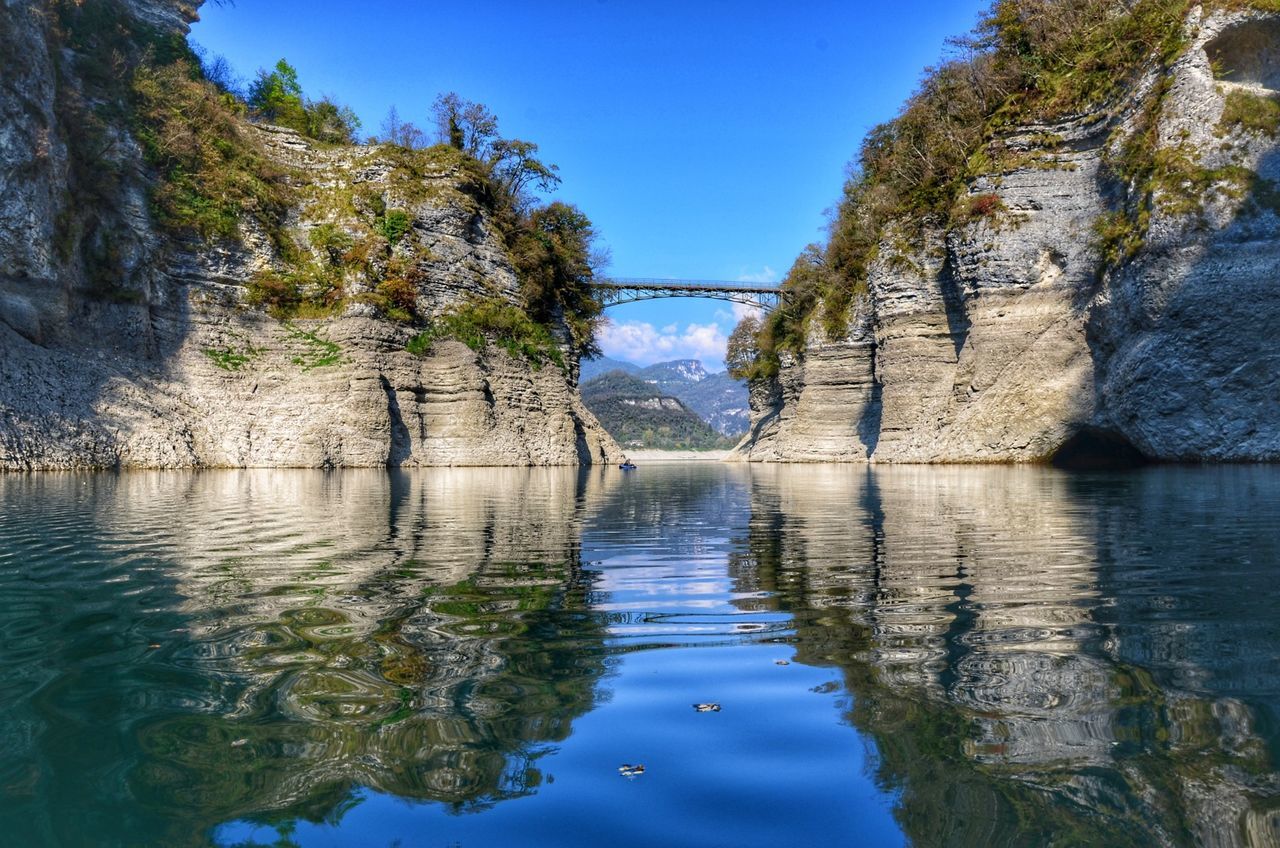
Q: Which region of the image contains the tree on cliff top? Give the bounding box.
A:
[247,58,361,144]
[432,92,500,159]
[726,316,763,381]
[247,60,304,125]
[509,201,605,356]
[377,105,427,149]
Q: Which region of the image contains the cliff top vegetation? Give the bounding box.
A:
[48,0,605,358]
[740,0,1280,379]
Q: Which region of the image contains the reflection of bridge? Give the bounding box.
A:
[594,278,784,310]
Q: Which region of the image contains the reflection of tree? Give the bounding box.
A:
[0,469,614,846]
[733,465,1280,847]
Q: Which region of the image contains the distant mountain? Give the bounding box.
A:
[581,371,737,452]
[630,360,749,436]
[579,356,641,383]
[634,359,710,385]
[581,356,749,436]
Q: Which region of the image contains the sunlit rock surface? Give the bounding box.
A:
[0,0,620,470]
[733,8,1280,465]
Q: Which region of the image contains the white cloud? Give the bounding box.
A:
[598,319,730,370]
[736,265,779,284]
[713,302,764,324]
[727,267,774,324]
[730,301,762,322]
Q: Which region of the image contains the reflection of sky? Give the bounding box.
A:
[8,465,1280,846]
[217,644,905,848]
[213,466,907,848]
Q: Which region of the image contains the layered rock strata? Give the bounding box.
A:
[733,8,1280,464]
[0,1,621,469]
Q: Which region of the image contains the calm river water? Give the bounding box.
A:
[0,465,1278,847]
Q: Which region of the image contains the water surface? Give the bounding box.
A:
[0,465,1278,847]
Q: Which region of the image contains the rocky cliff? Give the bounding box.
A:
[733,6,1280,465]
[0,0,622,470]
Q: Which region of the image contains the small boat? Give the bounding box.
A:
[619,462,637,470]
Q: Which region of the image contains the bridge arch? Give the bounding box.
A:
[593,278,783,310]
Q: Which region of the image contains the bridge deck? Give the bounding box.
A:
[595,278,782,295]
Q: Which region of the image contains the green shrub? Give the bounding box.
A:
[246,266,342,319]
[378,209,412,245]
[202,344,259,371]
[309,223,355,260]
[1094,210,1147,266]
[132,60,296,244]
[406,297,564,369]
[358,264,421,323]
[405,332,434,358]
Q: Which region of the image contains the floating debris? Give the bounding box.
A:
[230,739,249,748]
[618,764,645,777]
[775,659,791,666]
[693,703,721,712]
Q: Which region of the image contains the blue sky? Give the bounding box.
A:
[191,0,988,371]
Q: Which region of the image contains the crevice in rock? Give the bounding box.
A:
[857,343,883,457]
[380,375,412,467]
[573,416,594,464]
[939,254,971,357]
[1050,427,1149,470]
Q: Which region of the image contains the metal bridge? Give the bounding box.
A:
[593,278,783,310]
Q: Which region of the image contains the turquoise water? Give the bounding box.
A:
[0,465,1278,847]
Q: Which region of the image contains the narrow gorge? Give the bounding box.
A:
[2,1,1277,469]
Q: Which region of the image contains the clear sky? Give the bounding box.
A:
[191,0,989,371]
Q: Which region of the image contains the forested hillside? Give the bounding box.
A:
[581,371,738,451]
[582,358,749,435]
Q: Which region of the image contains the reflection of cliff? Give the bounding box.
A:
[0,469,615,846]
[735,466,1280,847]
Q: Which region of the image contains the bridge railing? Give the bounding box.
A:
[591,277,784,309]
[595,278,783,293]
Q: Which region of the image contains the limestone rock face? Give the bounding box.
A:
[0,0,621,470]
[733,8,1280,464]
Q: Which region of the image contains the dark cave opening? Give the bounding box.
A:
[1051,428,1150,471]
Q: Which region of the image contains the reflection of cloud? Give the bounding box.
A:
[598,319,729,369]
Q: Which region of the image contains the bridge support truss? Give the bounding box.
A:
[593,278,783,311]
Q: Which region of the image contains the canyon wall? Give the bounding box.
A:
[733,8,1280,465]
[0,0,622,470]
